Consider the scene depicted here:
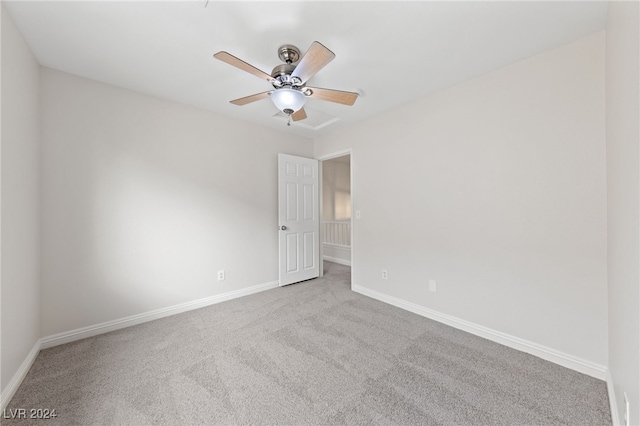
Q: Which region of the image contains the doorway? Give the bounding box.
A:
[319,153,352,279]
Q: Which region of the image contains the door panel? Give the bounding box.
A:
[286,234,298,273]
[278,154,319,286]
[303,232,315,269]
[286,182,298,221]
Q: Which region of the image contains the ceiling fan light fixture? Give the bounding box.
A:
[271,88,306,113]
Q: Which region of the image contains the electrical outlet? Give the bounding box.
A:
[217,270,225,281]
[429,279,437,293]
[624,393,630,426]
[355,210,361,219]
[381,269,388,280]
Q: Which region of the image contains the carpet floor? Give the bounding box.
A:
[5,262,610,425]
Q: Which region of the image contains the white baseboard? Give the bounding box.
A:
[607,370,621,425]
[353,284,607,380]
[323,255,351,267]
[1,280,279,410]
[1,339,41,410]
[41,280,279,349]
[3,280,611,412]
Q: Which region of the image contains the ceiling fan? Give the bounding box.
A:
[213,42,359,125]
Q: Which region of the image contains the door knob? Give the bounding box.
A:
[280,225,287,231]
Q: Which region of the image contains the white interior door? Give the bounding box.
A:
[278,153,319,286]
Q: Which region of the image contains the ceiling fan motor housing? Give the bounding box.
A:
[271,63,304,89]
[271,63,295,79]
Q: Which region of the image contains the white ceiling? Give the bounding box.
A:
[4,1,608,139]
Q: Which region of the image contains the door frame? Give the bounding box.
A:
[316,148,354,290]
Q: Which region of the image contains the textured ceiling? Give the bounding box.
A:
[4,1,608,138]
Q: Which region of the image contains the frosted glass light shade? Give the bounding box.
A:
[271,88,306,112]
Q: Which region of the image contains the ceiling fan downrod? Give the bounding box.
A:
[278,45,301,64]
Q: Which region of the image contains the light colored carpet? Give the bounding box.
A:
[6,262,610,425]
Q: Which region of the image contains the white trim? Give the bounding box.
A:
[40,280,279,349]
[2,280,278,409]
[316,149,352,161]
[323,255,351,267]
[318,159,324,278]
[607,370,621,426]
[322,242,351,249]
[353,284,607,380]
[1,339,41,410]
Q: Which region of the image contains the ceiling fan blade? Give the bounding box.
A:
[213,51,273,82]
[229,91,272,106]
[291,108,307,121]
[291,42,335,84]
[305,87,359,106]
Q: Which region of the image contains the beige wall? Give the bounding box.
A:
[315,32,607,368]
[40,68,313,336]
[606,1,640,424]
[1,6,41,394]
